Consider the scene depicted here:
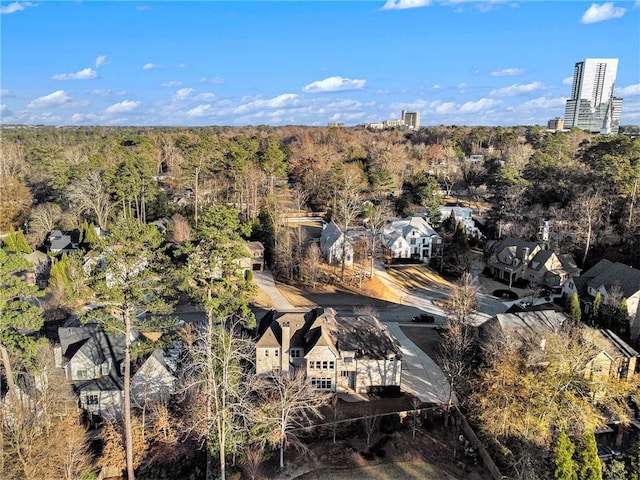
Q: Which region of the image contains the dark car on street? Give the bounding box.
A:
[411,313,435,323]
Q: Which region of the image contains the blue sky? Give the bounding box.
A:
[1,1,639,127]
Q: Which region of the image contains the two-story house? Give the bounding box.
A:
[319,221,354,266]
[55,325,176,419]
[486,237,543,288]
[564,259,640,342]
[524,249,580,288]
[477,309,638,380]
[382,216,442,264]
[255,308,402,394]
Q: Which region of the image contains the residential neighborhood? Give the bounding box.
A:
[2,123,640,480]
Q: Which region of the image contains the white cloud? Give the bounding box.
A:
[142,63,162,70]
[52,67,98,80]
[71,112,100,123]
[302,76,366,93]
[200,77,225,84]
[381,0,431,10]
[0,89,9,97]
[95,55,108,68]
[187,105,212,118]
[581,2,626,23]
[105,100,141,115]
[616,83,640,96]
[196,92,216,101]
[0,2,37,14]
[27,90,70,108]
[235,93,299,113]
[514,96,567,111]
[173,88,195,101]
[0,104,7,112]
[91,89,126,97]
[136,5,151,11]
[432,84,442,90]
[161,81,183,88]
[490,81,545,97]
[459,97,502,113]
[491,68,525,77]
[562,77,574,85]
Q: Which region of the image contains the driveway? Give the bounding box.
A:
[253,270,304,311]
[386,322,456,405]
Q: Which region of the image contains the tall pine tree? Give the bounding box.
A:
[575,431,602,480]
[551,431,577,480]
[86,217,173,480]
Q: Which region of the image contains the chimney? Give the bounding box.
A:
[281,322,290,376]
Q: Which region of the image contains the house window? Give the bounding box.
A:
[340,371,350,377]
[322,361,328,369]
[76,370,88,380]
[265,350,269,357]
[274,350,279,357]
[290,349,301,358]
[410,238,416,245]
[310,378,332,390]
[86,394,99,406]
[343,357,353,363]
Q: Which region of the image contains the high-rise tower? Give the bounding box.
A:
[563,58,622,134]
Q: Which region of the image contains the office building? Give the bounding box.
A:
[564,58,622,134]
[401,110,420,130]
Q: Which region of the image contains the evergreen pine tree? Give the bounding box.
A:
[84,221,99,244]
[612,298,630,339]
[552,432,577,480]
[592,292,602,326]
[575,431,603,480]
[3,226,32,253]
[569,292,582,322]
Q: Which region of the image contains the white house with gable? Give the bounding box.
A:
[382,216,442,264]
[319,220,354,266]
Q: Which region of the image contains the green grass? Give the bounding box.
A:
[293,460,460,480]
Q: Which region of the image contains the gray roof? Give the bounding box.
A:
[479,309,568,345]
[59,324,126,365]
[256,307,401,360]
[490,237,541,259]
[574,259,615,296]
[584,261,640,299]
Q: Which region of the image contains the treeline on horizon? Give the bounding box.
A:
[1,122,640,270]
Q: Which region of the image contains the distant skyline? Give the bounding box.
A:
[1,1,639,127]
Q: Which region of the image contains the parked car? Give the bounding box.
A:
[412,313,435,323]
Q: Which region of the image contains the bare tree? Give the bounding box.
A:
[254,370,330,469]
[168,213,193,245]
[302,242,323,288]
[1,343,93,480]
[66,170,114,230]
[360,404,380,447]
[28,203,62,243]
[181,318,256,480]
[569,189,604,264]
[440,272,477,422]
